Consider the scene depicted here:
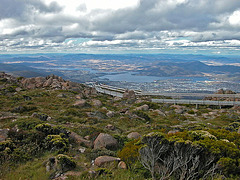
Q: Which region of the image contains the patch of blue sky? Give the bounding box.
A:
[64,38,91,44]
[173,37,191,41]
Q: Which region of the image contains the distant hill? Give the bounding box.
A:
[0,63,66,78]
[138,61,240,76]
[0,63,45,77]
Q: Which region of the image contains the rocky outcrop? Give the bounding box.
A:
[20,74,97,97]
[21,74,70,90]
[127,132,141,139]
[204,89,240,101]
[0,72,21,93]
[94,133,118,150]
[216,89,236,94]
[0,72,18,83]
[94,156,120,167]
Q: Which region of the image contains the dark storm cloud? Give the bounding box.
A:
[91,0,240,33]
[0,0,62,20]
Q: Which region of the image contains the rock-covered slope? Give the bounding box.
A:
[1,72,240,179]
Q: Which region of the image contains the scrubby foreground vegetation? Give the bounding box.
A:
[1,72,240,179]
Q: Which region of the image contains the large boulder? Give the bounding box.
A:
[168,130,180,135]
[91,99,102,107]
[106,111,115,118]
[118,161,127,169]
[105,124,115,130]
[123,90,136,99]
[34,77,45,88]
[83,88,97,98]
[75,94,83,100]
[153,109,166,116]
[135,104,149,111]
[94,133,118,150]
[21,77,36,89]
[94,156,120,167]
[51,79,62,89]
[73,99,87,107]
[174,108,185,114]
[127,132,141,139]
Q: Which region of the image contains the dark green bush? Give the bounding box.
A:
[35,123,69,137]
[56,154,76,172]
[187,110,195,114]
[0,140,15,152]
[11,118,42,130]
[11,105,37,113]
[61,108,85,117]
[113,134,128,150]
[2,85,18,93]
[197,138,240,159]
[217,157,240,176]
[95,168,112,177]
[86,149,116,161]
[45,135,69,153]
[117,139,142,168]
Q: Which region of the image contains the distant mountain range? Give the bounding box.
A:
[0,53,240,79]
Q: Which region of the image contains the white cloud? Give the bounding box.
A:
[0,0,240,53]
[229,10,240,26]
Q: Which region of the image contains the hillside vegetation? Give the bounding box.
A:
[1,72,240,179]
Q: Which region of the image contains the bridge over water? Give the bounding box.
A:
[89,83,240,107]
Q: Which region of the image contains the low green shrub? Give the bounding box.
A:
[35,123,69,137]
[95,168,112,177]
[189,130,217,141]
[86,149,116,161]
[56,154,76,172]
[11,105,37,113]
[117,139,142,168]
[45,135,69,153]
[113,134,128,150]
[60,108,86,118]
[11,118,42,130]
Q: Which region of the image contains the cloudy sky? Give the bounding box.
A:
[1,0,240,54]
